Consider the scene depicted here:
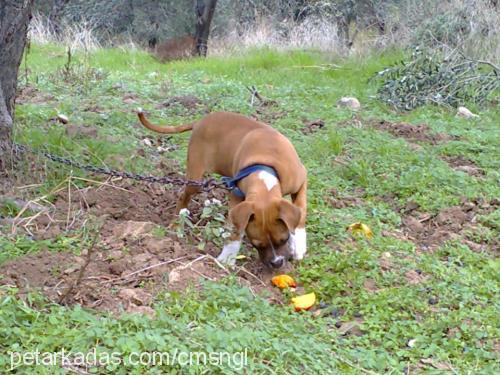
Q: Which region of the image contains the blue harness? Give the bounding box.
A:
[221,164,279,198]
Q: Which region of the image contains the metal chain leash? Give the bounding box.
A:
[12,142,229,192]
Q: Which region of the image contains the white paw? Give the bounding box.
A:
[216,240,241,266]
[289,227,307,260]
[179,208,191,217]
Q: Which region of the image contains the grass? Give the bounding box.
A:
[0,43,498,373]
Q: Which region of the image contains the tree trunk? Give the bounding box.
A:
[193,0,218,57]
[0,0,34,171]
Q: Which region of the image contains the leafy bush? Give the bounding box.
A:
[373,47,499,111]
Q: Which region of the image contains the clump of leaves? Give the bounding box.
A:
[373,47,499,111]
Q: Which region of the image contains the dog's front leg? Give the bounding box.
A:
[217,195,249,266]
[290,180,307,260]
[217,235,242,266]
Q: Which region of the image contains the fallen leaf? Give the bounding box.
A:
[272,274,297,289]
[291,292,316,311]
[347,222,373,239]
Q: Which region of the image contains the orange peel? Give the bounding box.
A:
[271,274,297,289]
[291,292,316,312]
[347,222,373,239]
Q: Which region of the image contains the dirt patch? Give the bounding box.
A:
[442,155,485,177]
[371,120,452,144]
[399,198,499,252]
[15,84,55,105]
[301,119,325,135]
[326,188,365,209]
[155,95,205,111]
[0,180,288,315]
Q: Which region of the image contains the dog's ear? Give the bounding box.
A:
[278,199,301,233]
[229,202,254,234]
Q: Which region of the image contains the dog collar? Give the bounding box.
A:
[222,164,279,198]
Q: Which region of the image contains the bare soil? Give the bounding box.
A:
[442,155,485,177]
[0,180,287,315]
[397,198,499,253]
[301,119,325,135]
[370,120,453,144]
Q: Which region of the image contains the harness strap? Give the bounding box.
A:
[221,164,279,198]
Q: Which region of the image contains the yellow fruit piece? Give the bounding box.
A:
[291,292,316,312]
[271,275,297,289]
[347,222,373,239]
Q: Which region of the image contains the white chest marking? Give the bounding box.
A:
[217,240,241,266]
[289,227,307,260]
[258,171,278,191]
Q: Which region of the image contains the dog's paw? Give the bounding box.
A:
[217,240,241,266]
[178,208,191,217]
[289,227,307,260]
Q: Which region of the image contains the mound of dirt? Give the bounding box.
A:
[15,84,55,105]
[400,198,498,252]
[442,155,485,177]
[301,119,325,135]
[155,95,204,111]
[0,181,288,315]
[371,120,452,144]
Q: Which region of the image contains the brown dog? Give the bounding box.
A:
[149,35,196,62]
[137,110,307,268]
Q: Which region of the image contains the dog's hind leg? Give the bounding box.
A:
[175,149,206,214]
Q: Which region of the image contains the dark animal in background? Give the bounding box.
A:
[148,35,196,62]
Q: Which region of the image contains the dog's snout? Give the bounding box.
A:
[270,256,284,269]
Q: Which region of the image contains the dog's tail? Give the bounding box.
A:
[137,108,194,134]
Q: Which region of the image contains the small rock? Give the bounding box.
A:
[407,338,417,348]
[457,106,479,119]
[141,138,154,147]
[156,146,171,153]
[57,114,69,124]
[337,97,361,110]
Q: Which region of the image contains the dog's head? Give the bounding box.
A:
[229,199,301,269]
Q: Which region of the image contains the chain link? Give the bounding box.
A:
[12,142,229,192]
